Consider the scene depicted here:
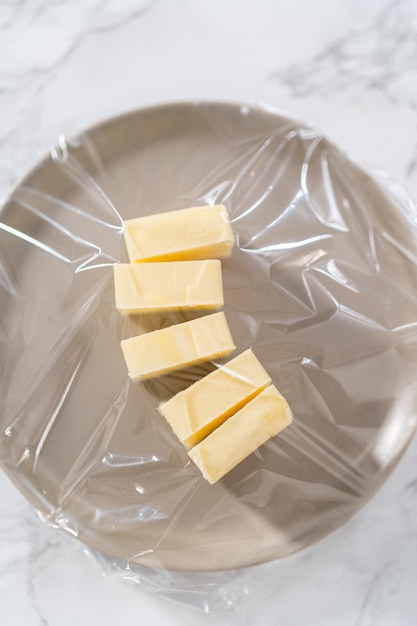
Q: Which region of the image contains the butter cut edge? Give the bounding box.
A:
[158,348,272,449]
[113,259,224,314]
[187,385,293,484]
[123,204,234,263]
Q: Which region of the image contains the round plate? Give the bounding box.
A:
[1,102,417,571]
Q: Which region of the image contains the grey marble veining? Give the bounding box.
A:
[271,0,417,189]
[272,1,417,101]
[1,1,417,624]
[0,0,158,197]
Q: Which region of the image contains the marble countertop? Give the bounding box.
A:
[1,1,417,624]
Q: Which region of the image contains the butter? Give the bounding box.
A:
[123,204,234,263]
[113,260,223,314]
[120,312,235,381]
[188,385,293,484]
[159,349,271,449]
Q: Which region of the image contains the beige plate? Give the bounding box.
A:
[1,101,417,572]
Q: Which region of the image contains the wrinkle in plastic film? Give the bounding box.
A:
[1,102,417,611]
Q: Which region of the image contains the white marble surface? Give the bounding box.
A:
[1,0,417,623]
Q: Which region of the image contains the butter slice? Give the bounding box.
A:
[120,312,235,381]
[188,385,293,484]
[159,349,271,449]
[113,260,223,314]
[123,204,234,263]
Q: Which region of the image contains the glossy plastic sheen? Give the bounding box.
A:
[1,102,417,607]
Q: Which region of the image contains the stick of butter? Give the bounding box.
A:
[113,260,223,314]
[120,312,235,381]
[159,349,271,449]
[123,204,234,263]
[188,385,293,484]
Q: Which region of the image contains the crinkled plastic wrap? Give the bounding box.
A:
[1,101,417,611]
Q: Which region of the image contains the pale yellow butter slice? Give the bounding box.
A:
[123,204,234,263]
[120,312,235,381]
[188,385,293,484]
[113,260,223,314]
[159,349,271,449]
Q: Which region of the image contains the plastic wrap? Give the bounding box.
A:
[1,101,417,611]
